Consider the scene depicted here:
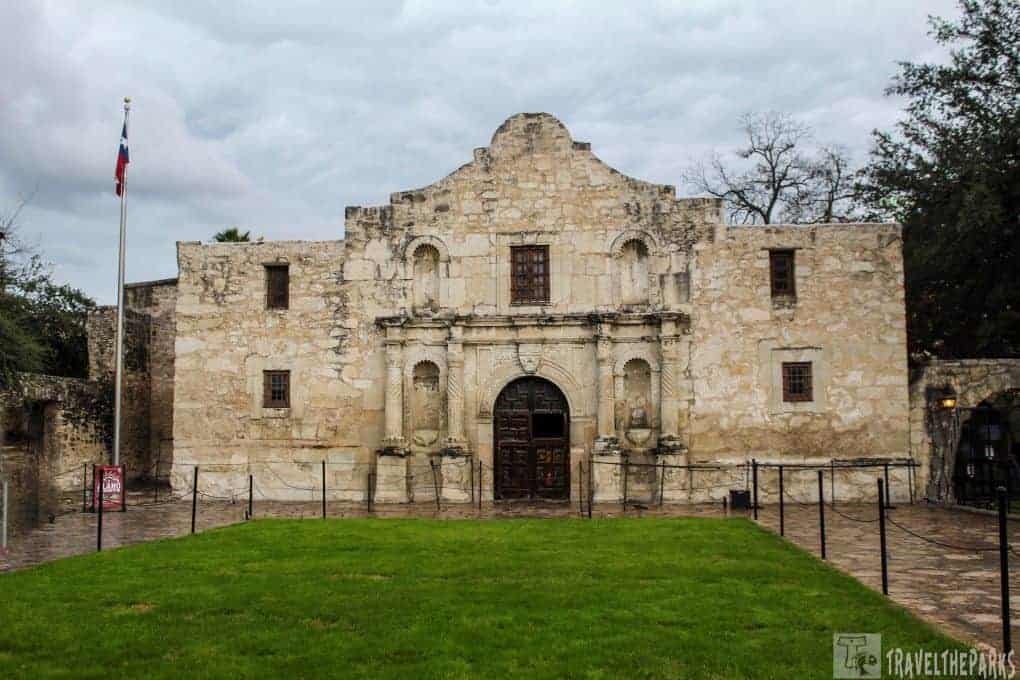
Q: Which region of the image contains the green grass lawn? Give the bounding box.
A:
[0,518,961,679]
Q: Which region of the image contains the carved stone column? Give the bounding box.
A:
[595,323,617,444]
[443,325,468,456]
[382,333,407,452]
[592,319,623,505]
[658,315,690,502]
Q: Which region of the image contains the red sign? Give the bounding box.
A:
[93,466,123,510]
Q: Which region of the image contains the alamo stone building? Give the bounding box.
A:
[5,113,1018,517]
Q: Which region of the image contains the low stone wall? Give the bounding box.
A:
[0,374,110,534]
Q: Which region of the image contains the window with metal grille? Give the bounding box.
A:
[769,250,796,299]
[263,370,290,408]
[266,265,289,310]
[781,362,813,402]
[510,245,550,304]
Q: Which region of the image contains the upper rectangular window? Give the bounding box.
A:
[510,245,550,305]
[769,250,796,299]
[266,265,289,310]
[263,370,291,408]
[781,362,813,402]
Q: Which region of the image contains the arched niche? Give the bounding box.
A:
[609,230,658,307]
[402,235,450,316]
[411,360,442,445]
[412,244,441,314]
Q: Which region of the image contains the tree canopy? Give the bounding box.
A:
[213,227,252,242]
[860,0,1019,359]
[0,200,95,389]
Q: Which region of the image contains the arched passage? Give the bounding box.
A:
[954,392,1020,505]
[493,376,570,500]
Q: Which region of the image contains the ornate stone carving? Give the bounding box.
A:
[517,342,543,375]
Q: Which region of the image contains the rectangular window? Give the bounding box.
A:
[781,362,813,402]
[266,265,289,310]
[769,250,796,299]
[510,245,550,305]
[263,370,291,408]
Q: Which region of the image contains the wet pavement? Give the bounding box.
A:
[1,495,1015,649]
[755,501,1018,649]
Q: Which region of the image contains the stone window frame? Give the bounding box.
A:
[765,345,828,414]
[264,261,290,310]
[768,249,796,302]
[781,361,813,402]
[263,370,291,409]
[510,245,551,305]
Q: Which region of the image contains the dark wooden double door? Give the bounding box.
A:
[494,377,570,500]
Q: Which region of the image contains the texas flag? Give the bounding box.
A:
[114,121,129,196]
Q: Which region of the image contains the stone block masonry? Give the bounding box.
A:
[166,113,915,505]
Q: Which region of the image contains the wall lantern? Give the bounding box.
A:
[936,388,958,410]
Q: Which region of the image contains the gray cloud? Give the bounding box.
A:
[0,0,956,303]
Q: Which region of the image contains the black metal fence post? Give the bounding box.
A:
[248,474,253,520]
[96,481,103,552]
[830,460,836,508]
[81,462,88,513]
[579,462,585,515]
[120,464,127,512]
[998,486,1012,655]
[321,460,326,519]
[430,459,441,511]
[878,478,888,595]
[659,459,666,508]
[752,459,759,520]
[622,456,629,511]
[477,459,482,511]
[779,465,785,537]
[817,470,826,560]
[367,469,374,513]
[90,464,96,512]
[883,462,892,509]
[588,457,594,519]
[190,465,198,535]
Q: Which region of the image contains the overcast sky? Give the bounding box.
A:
[1,0,957,304]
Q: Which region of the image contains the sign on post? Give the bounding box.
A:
[93,466,124,511]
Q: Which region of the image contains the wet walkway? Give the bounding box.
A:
[755,502,1018,649]
[1,496,1015,648]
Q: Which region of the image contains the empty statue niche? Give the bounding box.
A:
[412,244,441,315]
[411,361,442,447]
[619,239,649,306]
[623,358,653,447]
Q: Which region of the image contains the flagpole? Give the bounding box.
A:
[112,96,130,467]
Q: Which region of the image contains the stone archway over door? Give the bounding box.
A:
[494,377,570,500]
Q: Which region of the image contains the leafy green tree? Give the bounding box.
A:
[860,0,1019,358]
[213,227,251,242]
[0,199,95,388]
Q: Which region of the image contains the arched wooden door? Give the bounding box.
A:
[494,377,570,500]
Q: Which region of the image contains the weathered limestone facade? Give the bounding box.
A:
[165,113,912,504]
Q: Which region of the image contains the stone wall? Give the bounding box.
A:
[87,278,178,480]
[687,224,910,472]
[909,359,1020,502]
[0,375,109,535]
[170,113,910,504]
